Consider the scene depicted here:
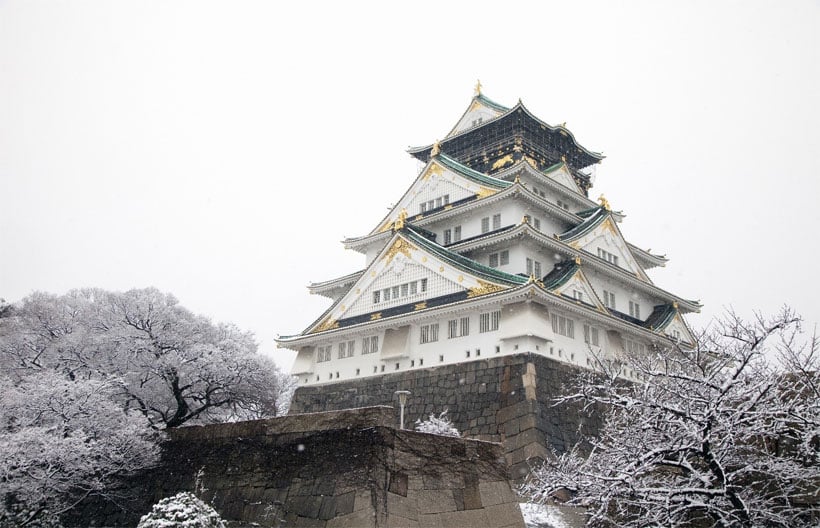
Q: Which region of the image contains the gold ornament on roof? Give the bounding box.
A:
[431,140,441,157]
[574,256,582,265]
[672,301,679,310]
[394,209,408,231]
[474,79,482,96]
[598,194,611,211]
[467,280,504,298]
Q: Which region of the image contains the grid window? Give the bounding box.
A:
[625,338,646,355]
[420,323,440,344]
[444,229,452,245]
[583,324,600,346]
[373,291,380,304]
[362,335,379,354]
[551,313,575,338]
[447,317,470,338]
[453,225,462,241]
[500,250,509,265]
[597,248,619,266]
[481,217,490,233]
[338,340,355,359]
[317,345,332,363]
[604,290,616,310]
[527,258,542,277]
[573,290,583,302]
[479,310,501,333]
[629,301,641,319]
[492,214,501,229]
[489,253,499,268]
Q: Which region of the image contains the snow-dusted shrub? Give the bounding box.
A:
[137,492,225,528]
[414,410,460,437]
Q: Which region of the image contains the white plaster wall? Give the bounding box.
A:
[293,298,654,387]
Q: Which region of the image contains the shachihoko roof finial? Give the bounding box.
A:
[431,140,441,157]
[598,194,611,211]
[574,255,582,265]
[394,209,408,231]
[474,79,482,96]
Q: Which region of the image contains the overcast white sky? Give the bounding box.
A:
[1,1,818,369]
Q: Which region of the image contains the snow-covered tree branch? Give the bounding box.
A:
[0,288,296,524]
[522,307,820,528]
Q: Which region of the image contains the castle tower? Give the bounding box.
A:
[278,85,699,383]
[278,85,700,473]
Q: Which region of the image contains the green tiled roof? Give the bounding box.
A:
[403,225,528,287]
[643,303,677,331]
[475,94,509,113]
[559,206,608,241]
[541,260,580,290]
[436,154,512,190]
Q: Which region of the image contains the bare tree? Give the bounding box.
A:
[522,308,820,527]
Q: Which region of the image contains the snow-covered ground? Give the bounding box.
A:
[520,502,573,528]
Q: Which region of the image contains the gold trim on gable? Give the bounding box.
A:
[422,163,444,181]
[467,280,505,298]
[312,318,339,333]
[382,238,416,264]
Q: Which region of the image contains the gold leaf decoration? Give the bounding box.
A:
[414,302,427,311]
[370,313,382,321]
[491,154,513,171]
[467,280,505,298]
[382,237,416,264]
[313,318,339,333]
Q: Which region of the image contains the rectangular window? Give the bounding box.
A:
[383,288,391,301]
[489,253,499,268]
[401,283,409,297]
[443,229,452,245]
[391,286,399,299]
[551,313,575,338]
[603,290,616,310]
[362,336,370,355]
[573,290,583,302]
[420,278,428,292]
[371,335,379,353]
[500,250,509,265]
[481,217,490,233]
[533,218,541,230]
[583,324,600,346]
[420,203,427,214]
[479,310,501,333]
[527,258,541,276]
[447,317,470,338]
[597,248,619,266]
[448,319,458,339]
[492,214,501,230]
[420,323,439,344]
[443,194,449,205]
[625,338,646,355]
[373,290,381,304]
[629,301,641,319]
[435,197,442,208]
[453,225,462,241]
[409,281,417,295]
[317,345,332,362]
[338,340,354,359]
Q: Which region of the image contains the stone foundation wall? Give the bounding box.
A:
[68,407,525,528]
[290,353,603,478]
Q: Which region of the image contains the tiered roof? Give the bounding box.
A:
[280,87,699,353]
